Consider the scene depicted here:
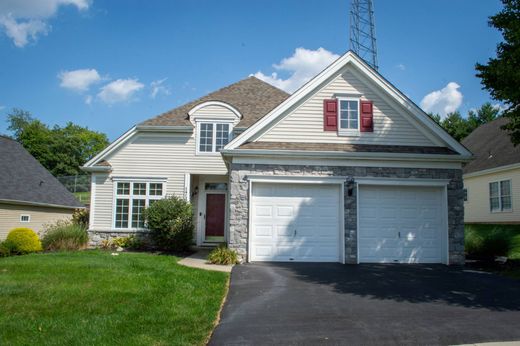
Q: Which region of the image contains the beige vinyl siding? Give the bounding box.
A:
[464,167,520,224]
[90,173,113,230]
[257,66,439,146]
[190,105,240,125]
[0,203,73,239]
[90,131,228,231]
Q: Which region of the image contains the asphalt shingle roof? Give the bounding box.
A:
[140,76,289,127]
[0,136,84,208]
[462,117,520,174]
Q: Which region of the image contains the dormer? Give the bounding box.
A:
[188,101,242,155]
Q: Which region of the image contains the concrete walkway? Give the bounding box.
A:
[178,248,233,273]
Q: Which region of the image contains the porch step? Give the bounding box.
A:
[195,243,220,249]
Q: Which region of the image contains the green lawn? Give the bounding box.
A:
[0,251,229,345]
[73,191,90,204]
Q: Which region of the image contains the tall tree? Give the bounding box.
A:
[467,102,501,129]
[475,0,520,145]
[440,111,472,142]
[7,109,109,177]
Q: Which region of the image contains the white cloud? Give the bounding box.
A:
[420,82,463,118]
[58,68,101,92]
[150,78,171,99]
[492,103,507,112]
[84,95,93,105]
[0,0,90,47]
[396,63,406,71]
[97,78,144,104]
[252,47,339,93]
[0,15,48,47]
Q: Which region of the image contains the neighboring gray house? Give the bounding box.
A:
[82,51,472,264]
[462,117,520,224]
[0,136,84,239]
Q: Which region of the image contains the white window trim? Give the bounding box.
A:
[489,179,513,213]
[20,214,30,223]
[195,120,233,155]
[337,97,360,137]
[112,180,166,230]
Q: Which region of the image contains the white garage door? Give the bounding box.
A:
[358,185,446,264]
[250,183,341,262]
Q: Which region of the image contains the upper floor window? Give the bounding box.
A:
[114,181,164,229]
[197,122,231,154]
[489,179,512,212]
[338,98,359,135]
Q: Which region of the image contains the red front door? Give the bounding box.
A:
[205,193,225,237]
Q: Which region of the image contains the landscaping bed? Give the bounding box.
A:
[465,223,520,279]
[0,251,228,345]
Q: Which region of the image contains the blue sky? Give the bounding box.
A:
[0,0,504,140]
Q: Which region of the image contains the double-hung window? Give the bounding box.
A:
[489,180,512,212]
[197,122,231,154]
[338,98,359,135]
[114,181,164,229]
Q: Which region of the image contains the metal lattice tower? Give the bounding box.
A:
[350,0,378,70]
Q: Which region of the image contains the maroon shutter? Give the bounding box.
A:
[323,99,338,131]
[360,100,373,132]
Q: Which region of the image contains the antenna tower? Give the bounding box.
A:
[350,0,378,70]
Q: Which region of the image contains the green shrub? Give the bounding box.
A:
[465,227,485,256]
[0,240,18,257]
[144,196,194,251]
[465,224,520,259]
[41,221,88,251]
[207,245,239,265]
[111,235,143,250]
[6,227,42,254]
[72,208,89,227]
[99,239,112,250]
[509,234,520,259]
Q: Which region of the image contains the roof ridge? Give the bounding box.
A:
[0,134,15,141]
[139,76,289,128]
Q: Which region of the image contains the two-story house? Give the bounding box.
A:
[82,51,472,264]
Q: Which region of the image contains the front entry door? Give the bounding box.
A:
[205,193,225,239]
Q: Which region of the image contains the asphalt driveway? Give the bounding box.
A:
[210,263,520,346]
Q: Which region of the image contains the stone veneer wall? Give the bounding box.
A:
[87,230,150,248]
[229,164,464,265]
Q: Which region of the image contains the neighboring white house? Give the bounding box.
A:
[82,51,472,265]
[462,117,520,224]
[0,136,84,239]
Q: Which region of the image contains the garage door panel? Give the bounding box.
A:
[254,205,273,217]
[254,225,273,237]
[251,183,341,262]
[359,185,446,264]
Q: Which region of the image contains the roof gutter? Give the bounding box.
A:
[135,125,193,133]
[463,162,520,178]
[220,149,473,162]
[80,166,112,173]
[0,199,85,210]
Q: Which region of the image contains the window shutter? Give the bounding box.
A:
[323,99,338,131]
[360,100,373,132]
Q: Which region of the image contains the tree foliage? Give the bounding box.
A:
[6,108,109,177]
[429,103,501,142]
[475,0,520,145]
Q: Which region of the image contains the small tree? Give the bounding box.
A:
[475,0,520,145]
[144,196,194,251]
